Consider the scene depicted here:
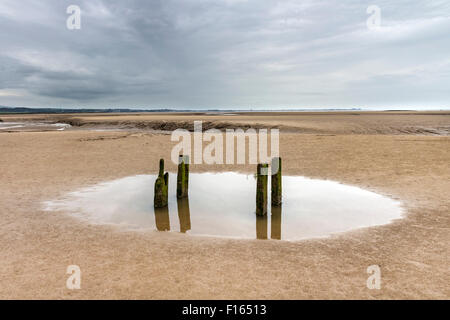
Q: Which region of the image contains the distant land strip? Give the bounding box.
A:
[0,106,372,114]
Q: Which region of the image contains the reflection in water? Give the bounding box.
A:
[44,173,404,241]
[257,206,282,240]
[256,215,268,240]
[271,206,282,240]
[162,195,270,238]
[177,198,191,233]
[154,206,170,231]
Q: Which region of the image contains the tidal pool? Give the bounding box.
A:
[0,122,71,131]
[44,173,403,241]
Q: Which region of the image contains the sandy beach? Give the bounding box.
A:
[0,111,449,299]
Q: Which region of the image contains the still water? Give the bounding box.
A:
[0,122,71,131]
[44,173,403,240]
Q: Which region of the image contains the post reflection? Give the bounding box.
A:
[256,215,268,240]
[270,206,282,240]
[154,206,170,231]
[177,197,191,233]
[152,196,280,240]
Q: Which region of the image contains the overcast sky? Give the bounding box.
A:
[0,0,449,110]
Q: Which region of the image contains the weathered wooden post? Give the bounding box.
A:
[271,157,282,206]
[177,155,189,198]
[256,163,268,216]
[154,159,169,208]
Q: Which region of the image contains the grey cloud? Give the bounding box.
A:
[0,0,449,109]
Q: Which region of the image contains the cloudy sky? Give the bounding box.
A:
[0,0,449,110]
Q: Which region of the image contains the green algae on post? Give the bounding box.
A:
[154,159,169,208]
[271,157,282,206]
[177,155,189,198]
[256,163,268,216]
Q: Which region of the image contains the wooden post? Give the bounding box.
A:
[256,163,268,216]
[185,156,189,195]
[159,158,164,177]
[154,159,169,208]
[177,155,189,198]
[271,157,282,206]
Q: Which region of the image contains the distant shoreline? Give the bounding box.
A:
[1,106,449,115]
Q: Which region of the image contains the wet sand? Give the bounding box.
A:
[0,111,449,299]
